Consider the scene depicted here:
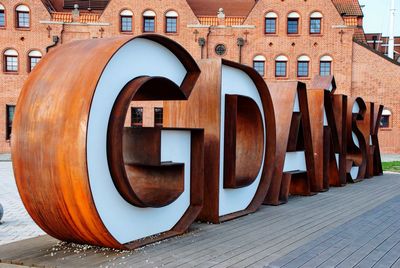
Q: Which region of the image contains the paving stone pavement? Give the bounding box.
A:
[0,161,44,246]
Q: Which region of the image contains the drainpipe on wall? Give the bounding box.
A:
[46,35,60,52]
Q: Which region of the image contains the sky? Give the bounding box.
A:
[358,0,400,35]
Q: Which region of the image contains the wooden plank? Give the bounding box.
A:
[139,182,390,267]
[160,182,399,267]
[266,201,395,268]
[211,186,400,268]
[0,174,399,268]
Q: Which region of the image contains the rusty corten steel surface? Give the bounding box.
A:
[223,95,264,189]
[164,59,276,223]
[311,75,337,93]
[331,94,349,185]
[371,103,384,176]
[263,82,297,205]
[11,35,203,249]
[346,97,368,182]
[263,81,315,206]
[307,89,328,192]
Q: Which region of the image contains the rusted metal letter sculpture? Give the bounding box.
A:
[263,81,315,206]
[164,59,276,223]
[12,35,204,249]
[11,34,385,249]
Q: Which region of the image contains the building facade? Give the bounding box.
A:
[0,0,399,153]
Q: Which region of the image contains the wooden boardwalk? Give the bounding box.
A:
[1,173,400,268]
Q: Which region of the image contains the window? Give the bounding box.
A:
[380,116,390,128]
[120,9,133,32]
[265,12,277,34]
[297,55,310,77]
[16,5,30,29]
[28,50,42,72]
[131,107,143,127]
[6,105,15,140]
[380,109,392,128]
[154,108,163,127]
[0,4,5,27]
[310,12,322,34]
[4,49,18,72]
[143,10,156,32]
[253,55,266,76]
[320,55,333,76]
[287,12,300,34]
[165,10,178,33]
[275,55,288,77]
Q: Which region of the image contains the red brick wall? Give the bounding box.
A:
[241,0,354,94]
[0,0,399,154]
[351,42,400,153]
[0,0,56,152]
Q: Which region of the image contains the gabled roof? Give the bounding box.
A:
[185,0,256,17]
[331,0,363,17]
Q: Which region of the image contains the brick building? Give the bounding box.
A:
[0,0,399,153]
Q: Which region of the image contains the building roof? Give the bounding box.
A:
[331,0,363,17]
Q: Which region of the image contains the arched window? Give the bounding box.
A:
[287,12,300,34]
[275,55,288,77]
[320,55,333,76]
[0,4,5,27]
[310,12,323,34]
[28,50,42,72]
[3,49,18,73]
[380,109,392,128]
[265,12,277,34]
[253,55,266,76]
[165,10,178,33]
[15,4,30,29]
[120,9,133,32]
[297,55,310,77]
[143,10,156,32]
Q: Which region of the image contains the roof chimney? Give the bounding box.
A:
[388,0,396,59]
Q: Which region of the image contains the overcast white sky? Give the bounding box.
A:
[358,0,400,35]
